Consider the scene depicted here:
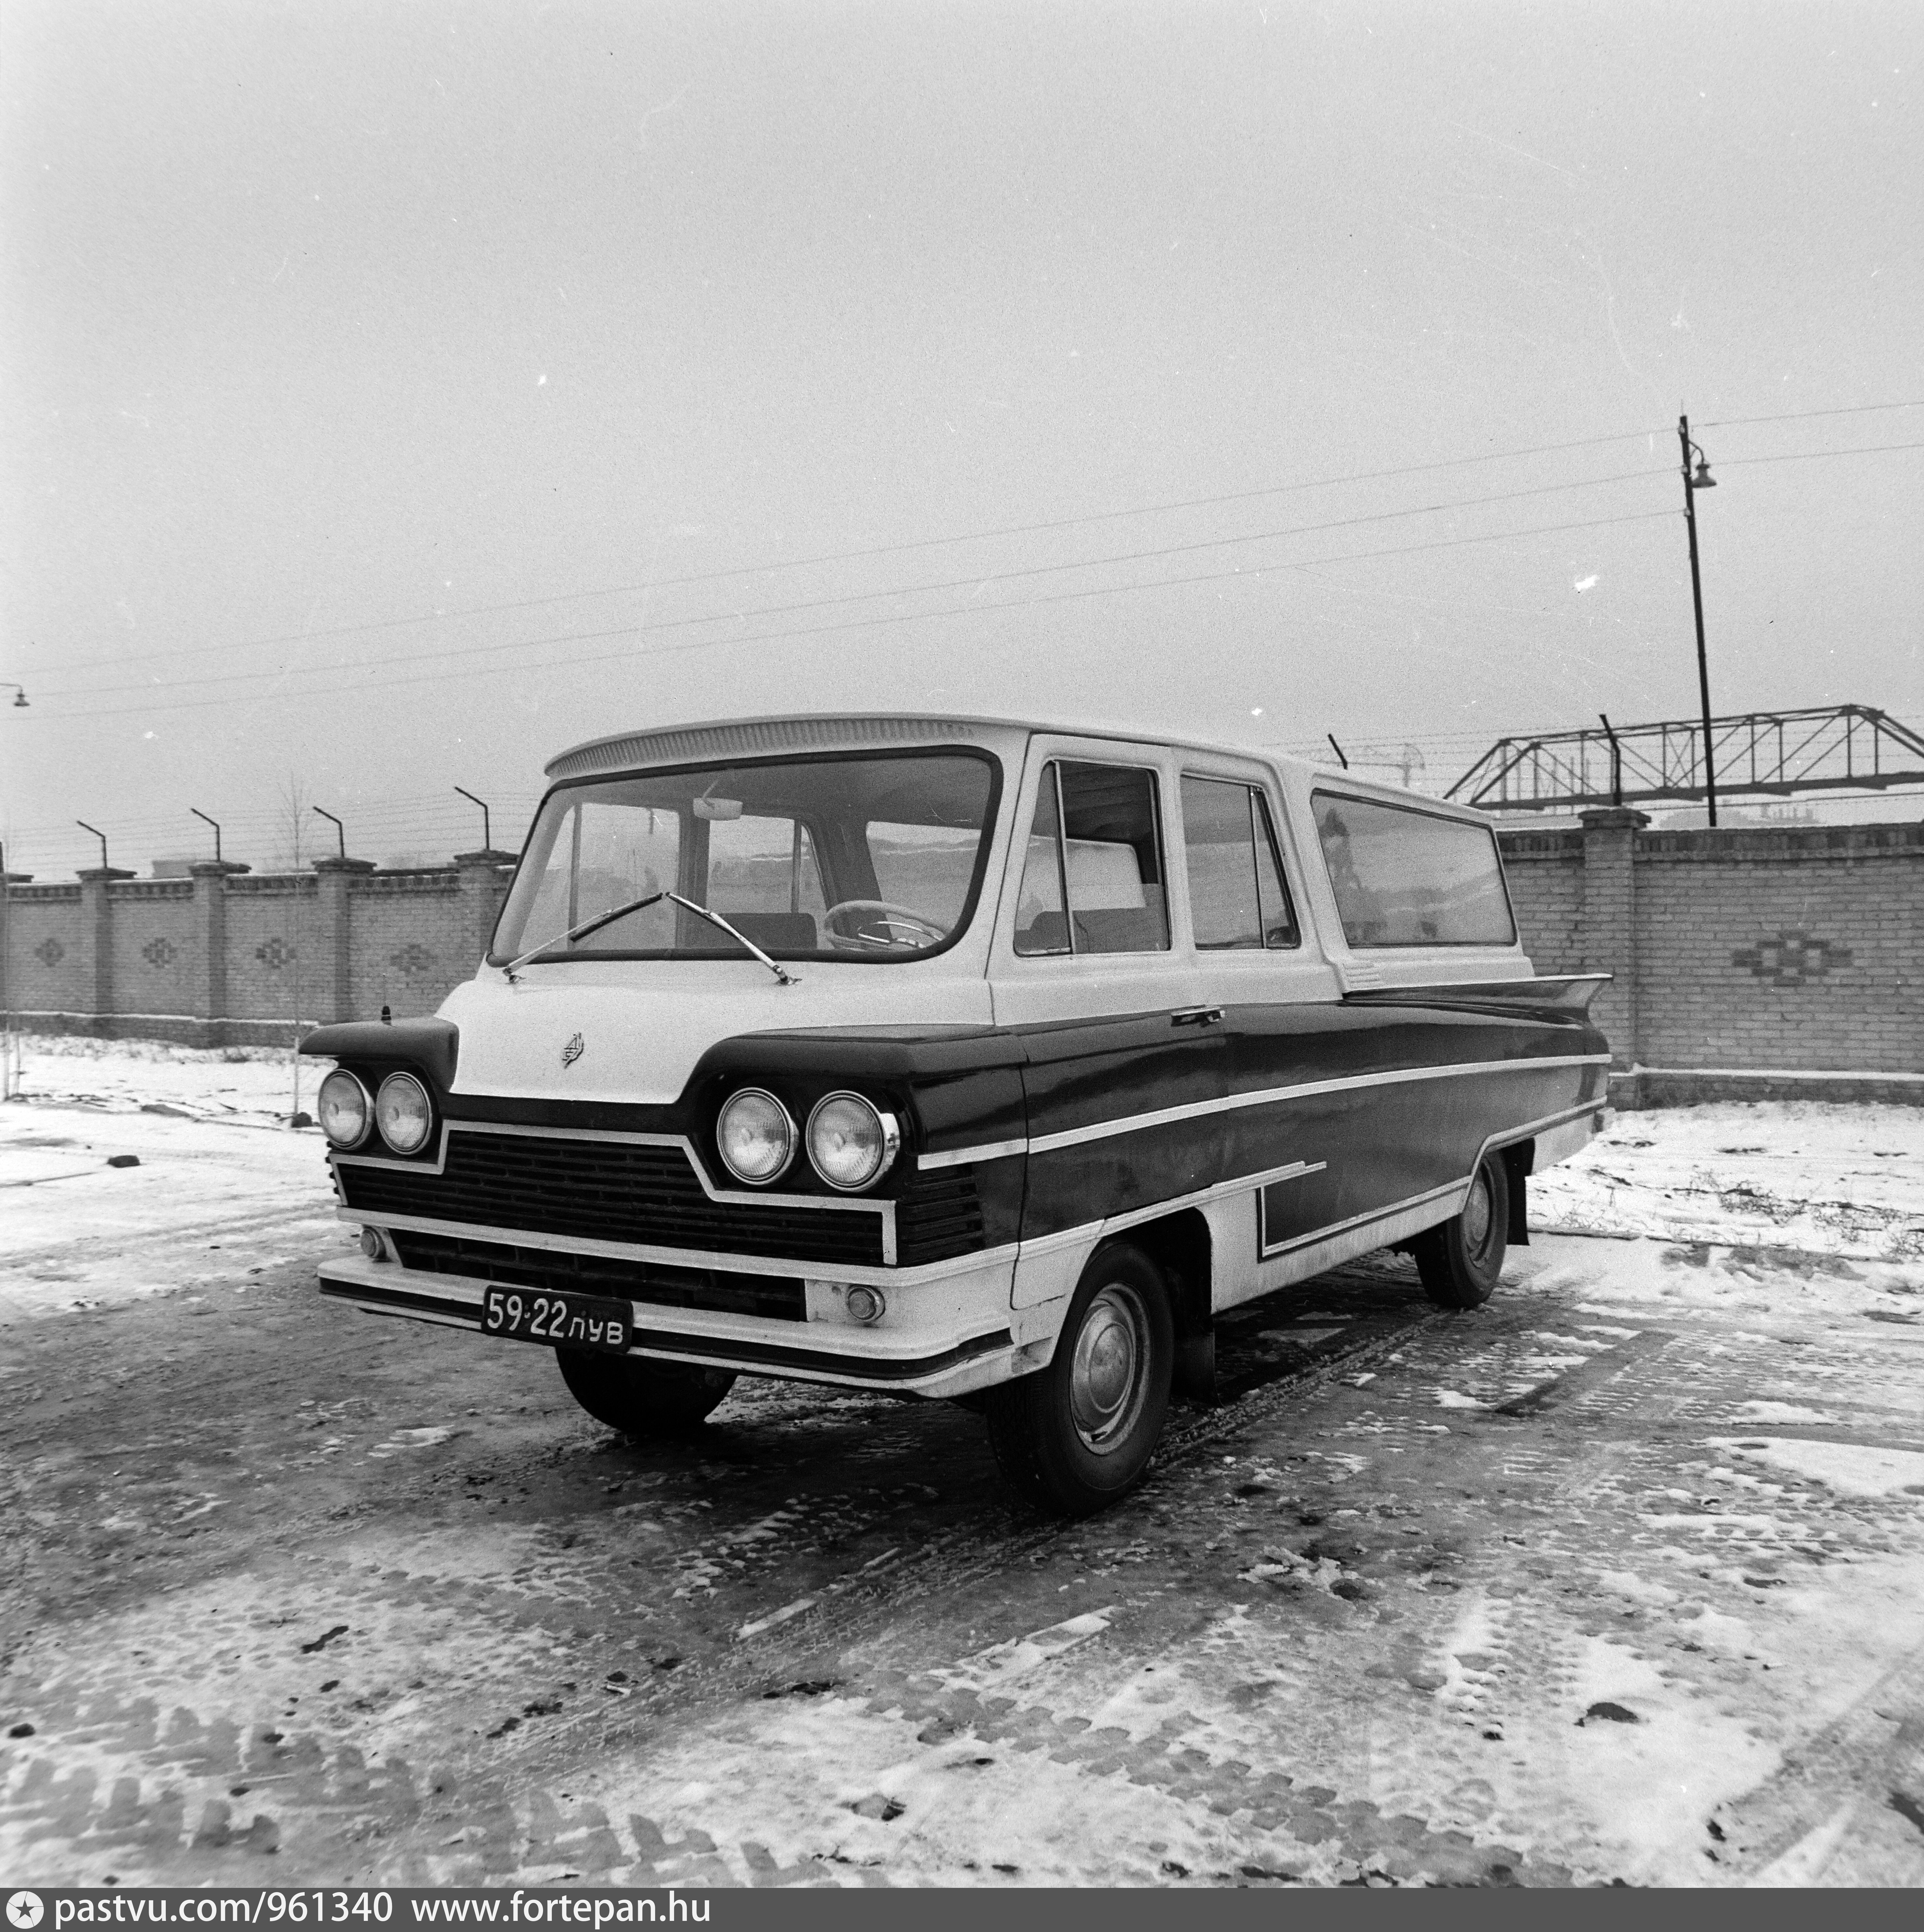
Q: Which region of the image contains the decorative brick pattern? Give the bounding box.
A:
[1730,931,1854,988]
[387,942,438,978]
[35,936,65,967]
[142,937,180,968]
[255,937,297,971]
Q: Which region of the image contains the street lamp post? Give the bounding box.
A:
[1678,413,1719,827]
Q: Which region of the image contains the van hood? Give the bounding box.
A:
[439,964,995,1106]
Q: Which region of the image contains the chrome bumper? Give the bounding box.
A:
[315,1250,1038,1398]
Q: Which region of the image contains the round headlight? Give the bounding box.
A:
[374,1072,434,1155]
[716,1087,796,1185]
[806,1092,900,1192]
[318,1069,372,1150]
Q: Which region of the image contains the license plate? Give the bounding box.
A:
[481,1286,631,1353]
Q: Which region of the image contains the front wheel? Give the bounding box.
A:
[1413,1153,1509,1308]
[555,1350,737,1435]
[985,1242,1172,1516]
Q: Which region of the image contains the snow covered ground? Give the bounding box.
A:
[2,1040,1921,1885]
[1533,1101,1923,1263]
[0,1036,342,1325]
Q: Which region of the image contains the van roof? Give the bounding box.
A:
[543,710,1486,819]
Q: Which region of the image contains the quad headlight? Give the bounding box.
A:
[375,1071,434,1155]
[318,1069,372,1150]
[716,1087,796,1185]
[806,1092,900,1192]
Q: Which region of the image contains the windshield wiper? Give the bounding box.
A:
[502,890,799,986]
[664,892,799,985]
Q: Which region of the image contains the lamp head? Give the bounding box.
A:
[1692,456,1716,489]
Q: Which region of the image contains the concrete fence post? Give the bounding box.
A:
[455,849,516,966]
[1577,807,1650,1089]
[311,856,377,1024]
[190,860,250,1035]
[77,866,137,1029]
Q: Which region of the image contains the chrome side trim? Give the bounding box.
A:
[928,1052,1609,1167]
[1104,1157,1326,1241]
[1259,1178,1464,1261]
[916,1137,1027,1172]
[1013,1156,1327,1263]
[338,1204,1010,1289]
[1246,1194,1473,1301]
[1473,1098,1602,1170]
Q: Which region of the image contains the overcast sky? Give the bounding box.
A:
[3,0,1919,875]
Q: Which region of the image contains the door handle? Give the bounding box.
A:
[1170,1005,1224,1028]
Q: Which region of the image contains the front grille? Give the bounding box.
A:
[389,1231,806,1321]
[338,1131,887,1267]
[896,1166,984,1265]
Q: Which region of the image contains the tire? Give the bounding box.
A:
[985,1242,1173,1517]
[555,1349,737,1435]
[1413,1153,1510,1309]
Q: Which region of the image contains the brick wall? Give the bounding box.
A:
[3,884,85,1014]
[225,877,324,1035]
[0,852,512,1048]
[349,874,471,1020]
[3,823,1919,1102]
[1494,829,1584,975]
[108,879,197,1018]
[1495,814,1923,1105]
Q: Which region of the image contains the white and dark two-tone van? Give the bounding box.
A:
[302,714,1609,1514]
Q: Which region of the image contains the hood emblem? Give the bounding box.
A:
[561,1032,585,1069]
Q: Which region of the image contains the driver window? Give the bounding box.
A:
[1014,760,1169,956]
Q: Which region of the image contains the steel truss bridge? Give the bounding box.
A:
[1445,705,1924,813]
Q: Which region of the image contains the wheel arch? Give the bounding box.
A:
[1114,1207,1215,1400]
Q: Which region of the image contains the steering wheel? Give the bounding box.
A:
[821,899,947,950]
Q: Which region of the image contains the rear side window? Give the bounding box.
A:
[1014,761,1170,956]
[1180,776,1299,949]
[1312,792,1516,948]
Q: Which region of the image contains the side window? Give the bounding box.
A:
[1313,792,1517,948]
[1013,768,1070,956]
[1180,777,1301,951]
[1181,777,1260,948]
[1253,792,1300,947]
[1014,760,1169,956]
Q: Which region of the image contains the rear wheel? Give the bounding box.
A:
[985,1242,1172,1516]
[555,1350,736,1435]
[1413,1153,1509,1308]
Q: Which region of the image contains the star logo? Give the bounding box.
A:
[561,1032,585,1069]
[9,1893,46,1930]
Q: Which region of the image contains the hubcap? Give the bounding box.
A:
[1463,1168,1494,1256]
[1069,1283,1149,1454]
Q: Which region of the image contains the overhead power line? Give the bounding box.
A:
[48,507,1677,725]
[10,423,1675,681]
[39,466,1675,705]
[9,401,1918,687]
[1701,399,1923,429]
[1710,439,1924,468]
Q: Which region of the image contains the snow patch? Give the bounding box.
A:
[1712,1437,1924,1499]
[935,1610,1115,1692]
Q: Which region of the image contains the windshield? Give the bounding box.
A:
[492,749,1000,965]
